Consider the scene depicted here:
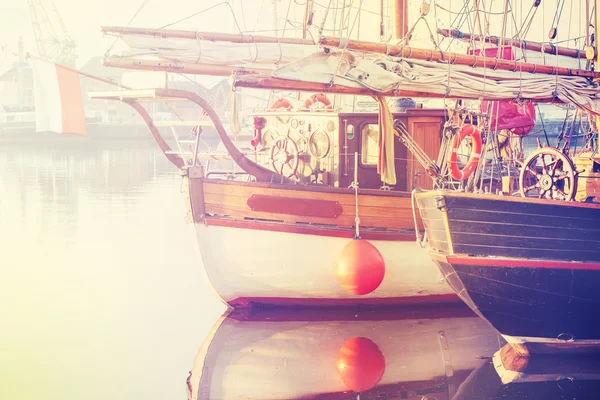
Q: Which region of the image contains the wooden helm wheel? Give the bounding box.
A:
[270,137,300,177]
[519,147,577,201]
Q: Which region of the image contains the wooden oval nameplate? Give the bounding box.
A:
[247,194,343,219]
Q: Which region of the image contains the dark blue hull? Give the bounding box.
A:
[415,190,600,353]
[436,256,600,348]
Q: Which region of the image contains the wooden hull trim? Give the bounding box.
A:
[416,188,600,210]
[431,253,600,271]
[193,178,424,232]
[205,217,416,242]
[199,177,413,197]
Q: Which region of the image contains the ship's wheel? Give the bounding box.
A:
[519,147,578,201]
[270,137,299,177]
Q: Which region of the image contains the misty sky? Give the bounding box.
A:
[0,0,250,68]
[0,0,589,70]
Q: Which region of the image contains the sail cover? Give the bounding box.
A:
[270,50,600,116]
[110,33,318,69]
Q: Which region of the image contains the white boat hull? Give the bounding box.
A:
[194,222,457,307]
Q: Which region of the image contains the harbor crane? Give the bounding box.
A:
[27,0,77,67]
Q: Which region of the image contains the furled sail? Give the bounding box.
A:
[265,48,600,115]
[108,32,317,68]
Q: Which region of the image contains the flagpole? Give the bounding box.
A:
[25,52,133,90]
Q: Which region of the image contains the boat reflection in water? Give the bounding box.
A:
[454,343,600,400]
[186,304,503,400]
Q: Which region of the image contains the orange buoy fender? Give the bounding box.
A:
[335,238,385,295]
[270,98,292,110]
[336,337,386,392]
[448,123,483,181]
[304,93,332,109]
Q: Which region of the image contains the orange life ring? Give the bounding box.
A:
[448,124,482,181]
[270,98,292,110]
[304,93,332,109]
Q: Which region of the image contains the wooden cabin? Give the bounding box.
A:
[249,108,446,191]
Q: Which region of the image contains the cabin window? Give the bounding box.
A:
[361,124,379,165]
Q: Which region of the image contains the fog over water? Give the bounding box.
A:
[0,140,225,400]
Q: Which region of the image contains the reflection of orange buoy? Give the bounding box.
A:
[336,337,386,392]
[336,239,385,295]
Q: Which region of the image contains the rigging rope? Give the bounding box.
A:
[103,0,152,57]
[158,1,243,32]
[328,0,365,88]
[550,0,567,36]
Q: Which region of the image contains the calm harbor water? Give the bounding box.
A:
[0,140,225,400]
[2,137,599,400]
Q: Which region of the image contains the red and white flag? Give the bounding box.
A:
[30,57,87,136]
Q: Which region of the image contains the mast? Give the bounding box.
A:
[393,0,408,41]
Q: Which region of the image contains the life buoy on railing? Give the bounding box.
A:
[270,98,292,110]
[448,123,482,181]
[304,93,332,109]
